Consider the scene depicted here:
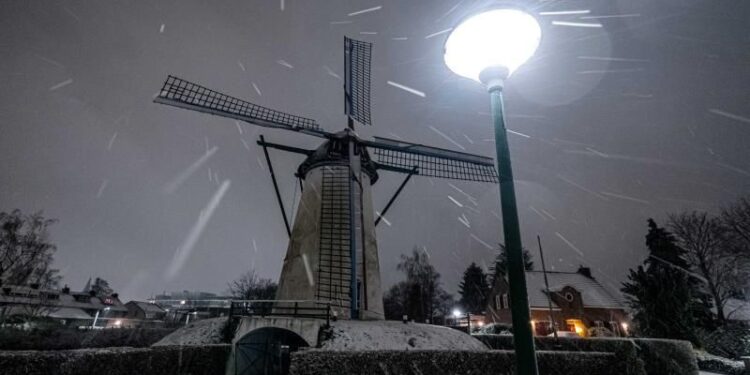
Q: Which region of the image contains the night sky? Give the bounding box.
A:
[1,0,749,302]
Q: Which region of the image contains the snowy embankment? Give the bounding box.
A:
[152,317,226,346]
[319,320,488,351]
[695,350,745,375]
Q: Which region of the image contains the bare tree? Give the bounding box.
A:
[722,197,750,245]
[227,270,277,300]
[0,210,60,288]
[669,211,738,322]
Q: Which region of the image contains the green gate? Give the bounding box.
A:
[234,327,309,375]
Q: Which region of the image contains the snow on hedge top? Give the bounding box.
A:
[153,317,226,346]
[319,320,488,351]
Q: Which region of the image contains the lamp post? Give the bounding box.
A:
[444,8,542,375]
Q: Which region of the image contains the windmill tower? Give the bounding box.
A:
[154,37,498,320]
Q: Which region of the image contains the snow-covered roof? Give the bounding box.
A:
[524,271,625,309]
[127,301,166,314]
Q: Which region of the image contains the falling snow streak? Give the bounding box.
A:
[36,55,64,68]
[391,37,408,41]
[235,121,244,135]
[552,21,602,28]
[577,56,649,62]
[330,20,353,25]
[458,215,470,228]
[237,61,246,72]
[256,157,265,171]
[649,254,708,283]
[276,60,293,69]
[557,174,609,201]
[577,68,644,74]
[375,211,391,226]
[159,24,165,33]
[469,234,494,250]
[465,205,480,214]
[581,14,641,19]
[529,206,547,221]
[49,78,73,91]
[359,31,378,35]
[436,1,463,22]
[164,147,218,194]
[539,208,557,221]
[251,82,262,96]
[507,129,531,138]
[425,28,453,39]
[240,139,251,151]
[107,132,117,151]
[429,126,465,150]
[166,180,231,279]
[584,147,609,158]
[600,191,650,204]
[96,180,108,199]
[555,232,584,257]
[716,162,750,177]
[348,5,382,16]
[280,0,284,11]
[461,134,474,144]
[323,65,341,80]
[447,195,463,207]
[539,10,590,16]
[447,182,478,205]
[709,109,750,125]
[387,81,426,97]
[302,253,314,286]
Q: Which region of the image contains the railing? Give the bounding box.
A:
[229,300,332,326]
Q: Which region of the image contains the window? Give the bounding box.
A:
[502,294,509,309]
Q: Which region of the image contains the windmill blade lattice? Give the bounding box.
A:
[363,136,499,183]
[155,75,325,134]
[344,37,372,126]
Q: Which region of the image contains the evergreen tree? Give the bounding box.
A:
[489,244,534,286]
[91,277,114,297]
[458,262,489,314]
[621,219,713,344]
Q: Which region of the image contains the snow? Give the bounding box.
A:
[153,317,226,346]
[319,320,488,351]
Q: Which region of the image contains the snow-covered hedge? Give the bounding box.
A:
[474,335,697,375]
[694,350,745,375]
[289,349,616,375]
[0,344,231,375]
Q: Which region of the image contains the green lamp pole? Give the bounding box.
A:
[444,8,542,375]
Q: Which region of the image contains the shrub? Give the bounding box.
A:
[0,327,175,350]
[698,323,750,359]
[694,350,745,375]
[0,345,231,375]
[632,338,698,375]
[289,350,616,375]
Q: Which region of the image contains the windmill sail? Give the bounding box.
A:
[363,136,499,183]
[344,37,372,126]
[154,75,328,137]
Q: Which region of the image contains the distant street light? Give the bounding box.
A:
[444,7,542,375]
[452,308,462,319]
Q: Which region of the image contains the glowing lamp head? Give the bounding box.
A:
[444,8,541,82]
[452,309,462,318]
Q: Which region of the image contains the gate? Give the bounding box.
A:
[234,327,309,375]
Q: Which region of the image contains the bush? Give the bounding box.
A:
[0,327,175,350]
[694,350,745,375]
[474,335,700,375]
[290,350,616,375]
[698,323,750,359]
[0,344,231,375]
[632,338,698,375]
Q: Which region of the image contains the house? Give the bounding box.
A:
[0,284,128,327]
[125,301,167,326]
[151,291,232,323]
[485,266,629,337]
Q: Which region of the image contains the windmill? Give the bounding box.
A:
[154,37,498,320]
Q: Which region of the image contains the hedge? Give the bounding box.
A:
[0,327,176,350]
[289,349,616,375]
[0,344,231,375]
[694,350,745,375]
[474,335,697,375]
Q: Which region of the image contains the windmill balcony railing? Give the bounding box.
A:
[228,300,332,325]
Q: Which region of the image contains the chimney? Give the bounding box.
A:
[577,265,593,279]
[111,293,119,299]
[62,285,71,294]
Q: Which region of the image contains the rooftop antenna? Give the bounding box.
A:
[153,37,498,320]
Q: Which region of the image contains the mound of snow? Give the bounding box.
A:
[319,320,488,351]
[694,350,745,375]
[153,317,227,346]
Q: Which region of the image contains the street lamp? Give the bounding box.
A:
[444,7,541,375]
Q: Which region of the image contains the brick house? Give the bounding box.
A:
[485,266,629,337]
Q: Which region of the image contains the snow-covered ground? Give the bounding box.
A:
[153,317,226,346]
[319,320,488,351]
